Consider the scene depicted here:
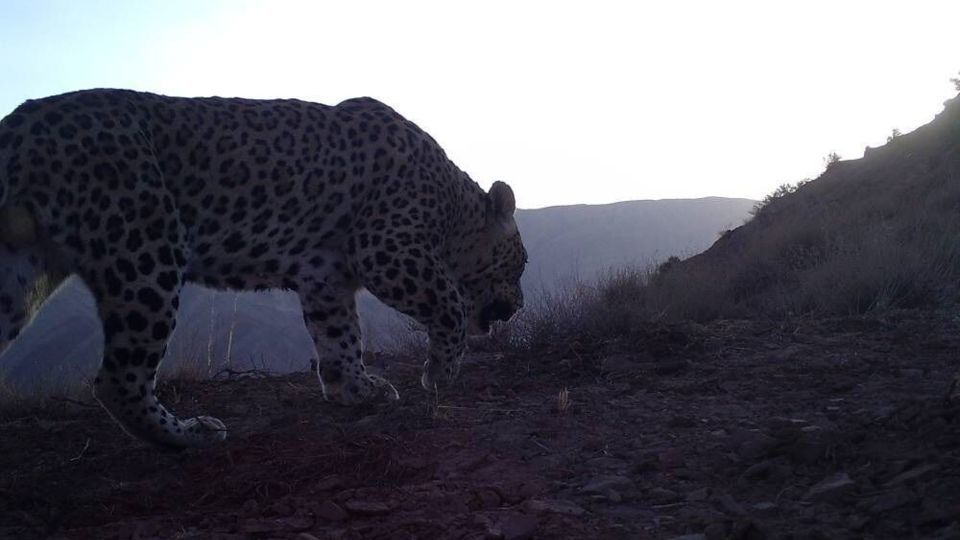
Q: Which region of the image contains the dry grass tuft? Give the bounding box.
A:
[555,387,571,414]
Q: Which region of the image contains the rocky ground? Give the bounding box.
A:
[2,310,959,539]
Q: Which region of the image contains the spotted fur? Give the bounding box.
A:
[0,89,526,449]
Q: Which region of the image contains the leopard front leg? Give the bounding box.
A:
[300,286,399,404]
[353,244,467,392]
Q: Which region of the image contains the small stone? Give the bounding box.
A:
[803,472,856,503]
[242,498,259,513]
[704,522,727,540]
[314,475,343,491]
[268,501,294,516]
[752,501,777,514]
[741,457,792,482]
[659,448,685,469]
[786,425,834,464]
[929,522,960,540]
[654,359,689,375]
[686,488,710,502]
[238,520,275,534]
[765,416,810,436]
[585,456,628,470]
[886,464,939,486]
[523,499,587,516]
[516,481,542,500]
[631,453,659,473]
[476,488,501,509]
[648,487,680,504]
[277,517,314,531]
[714,492,745,516]
[741,459,773,480]
[606,489,623,503]
[732,429,779,460]
[497,513,539,540]
[342,499,392,515]
[582,475,634,494]
[238,517,312,534]
[668,415,698,428]
[601,354,640,374]
[846,513,870,530]
[315,500,348,522]
[674,467,709,482]
[870,406,898,423]
[865,489,919,514]
[731,520,766,539]
[919,497,958,525]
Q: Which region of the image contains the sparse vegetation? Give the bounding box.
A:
[887,128,902,142]
[484,266,654,352]
[749,180,810,218]
[655,255,681,275]
[0,364,91,413]
[824,151,842,169]
[555,387,571,414]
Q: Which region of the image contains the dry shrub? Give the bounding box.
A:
[0,365,91,414]
[486,267,657,351]
[795,226,948,314]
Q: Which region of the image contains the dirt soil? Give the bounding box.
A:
[2,310,960,540]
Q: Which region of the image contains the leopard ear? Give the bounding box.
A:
[486,181,517,235]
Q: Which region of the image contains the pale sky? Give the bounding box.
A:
[1,0,958,209]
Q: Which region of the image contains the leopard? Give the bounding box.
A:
[0,89,527,449]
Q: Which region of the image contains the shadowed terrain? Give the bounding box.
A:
[1,312,958,539]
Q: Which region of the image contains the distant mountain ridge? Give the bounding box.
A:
[517,197,755,291]
[1,196,755,391]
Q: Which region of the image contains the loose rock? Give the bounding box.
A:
[659,448,686,470]
[786,425,834,464]
[476,488,502,509]
[648,487,680,504]
[803,472,856,502]
[714,493,746,516]
[862,488,919,514]
[523,499,587,516]
[732,429,779,461]
[342,500,393,515]
[582,475,634,494]
[496,513,539,540]
[314,500,348,522]
[752,501,777,514]
[886,464,940,486]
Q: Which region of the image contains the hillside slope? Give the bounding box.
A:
[653,94,960,320]
[3,312,959,539]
